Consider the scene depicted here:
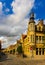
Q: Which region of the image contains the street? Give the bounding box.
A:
[0,54,45,65]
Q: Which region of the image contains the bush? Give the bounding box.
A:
[17,45,23,54]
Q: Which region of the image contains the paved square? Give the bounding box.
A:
[0,54,45,65]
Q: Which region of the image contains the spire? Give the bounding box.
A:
[29,12,35,24]
[30,12,34,20]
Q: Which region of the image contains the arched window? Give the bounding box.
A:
[37,26,42,31]
[39,27,41,31]
[41,26,43,31]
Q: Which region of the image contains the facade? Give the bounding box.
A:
[1,13,45,58]
[3,44,17,54]
[2,40,22,54]
[20,13,45,57]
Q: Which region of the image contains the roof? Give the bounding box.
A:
[9,45,14,48]
[8,44,17,49]
[17,40,20,43]
[22,34,27,39]
[37,20,44,26]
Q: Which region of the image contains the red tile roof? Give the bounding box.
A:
[22,34,27,39]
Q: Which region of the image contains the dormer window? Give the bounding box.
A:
[37,26,43,31]
[39,27,41,31]
[41,26,43,31]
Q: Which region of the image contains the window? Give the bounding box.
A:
[30,23,35,31]
[37,26,42,31]
[36,36,38,40]
[36,36,38,43]
[30,35,35,42]
[31,35,32,42]
[41,26,43,31]
[10,50,12,54]
[37,26,39,31]
[42,48,44,55]
[39,27,41,31]
[39,48,41,55]
[39,36,41,40]
[33,35,34,42]
[36,48,38,55]
[42,36,45,40]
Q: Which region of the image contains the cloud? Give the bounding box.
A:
[9,18,29,35]
[0,0,35,36]
[1,36,20,48]
[8,0,34,24]
[0,2,3,15]
[0,0,35,48]
[2,0,35,34]
[5,8,10,12]
[0,36,8,48]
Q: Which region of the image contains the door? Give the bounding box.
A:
[39,48,41,55]
[36,48,38,55]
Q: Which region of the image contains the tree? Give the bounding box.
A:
[17,45,23,54]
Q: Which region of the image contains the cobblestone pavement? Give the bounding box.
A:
[0,54,45,65]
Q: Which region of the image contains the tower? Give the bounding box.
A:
[27,12,35,44]
[28,12,35,32]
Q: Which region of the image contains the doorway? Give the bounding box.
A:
[36,48,38,55]
[39,48,41,55]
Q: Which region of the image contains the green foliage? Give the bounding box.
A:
[17,45,23,54]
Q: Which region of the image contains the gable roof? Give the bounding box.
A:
[22,34,27,39]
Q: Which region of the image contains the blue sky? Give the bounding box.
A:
[0,0,45,48]
[0,0,45,19]
[32,0,45,19]
[0,0,13,15]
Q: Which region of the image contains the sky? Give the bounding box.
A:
[0,0,45,48]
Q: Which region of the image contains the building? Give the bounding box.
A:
[2,40,22,54]
[20,13,45,57]
[3,43,17,54]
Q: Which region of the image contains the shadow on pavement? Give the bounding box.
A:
[0,52,8,62]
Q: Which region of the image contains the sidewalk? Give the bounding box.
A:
[22,55,45,61]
